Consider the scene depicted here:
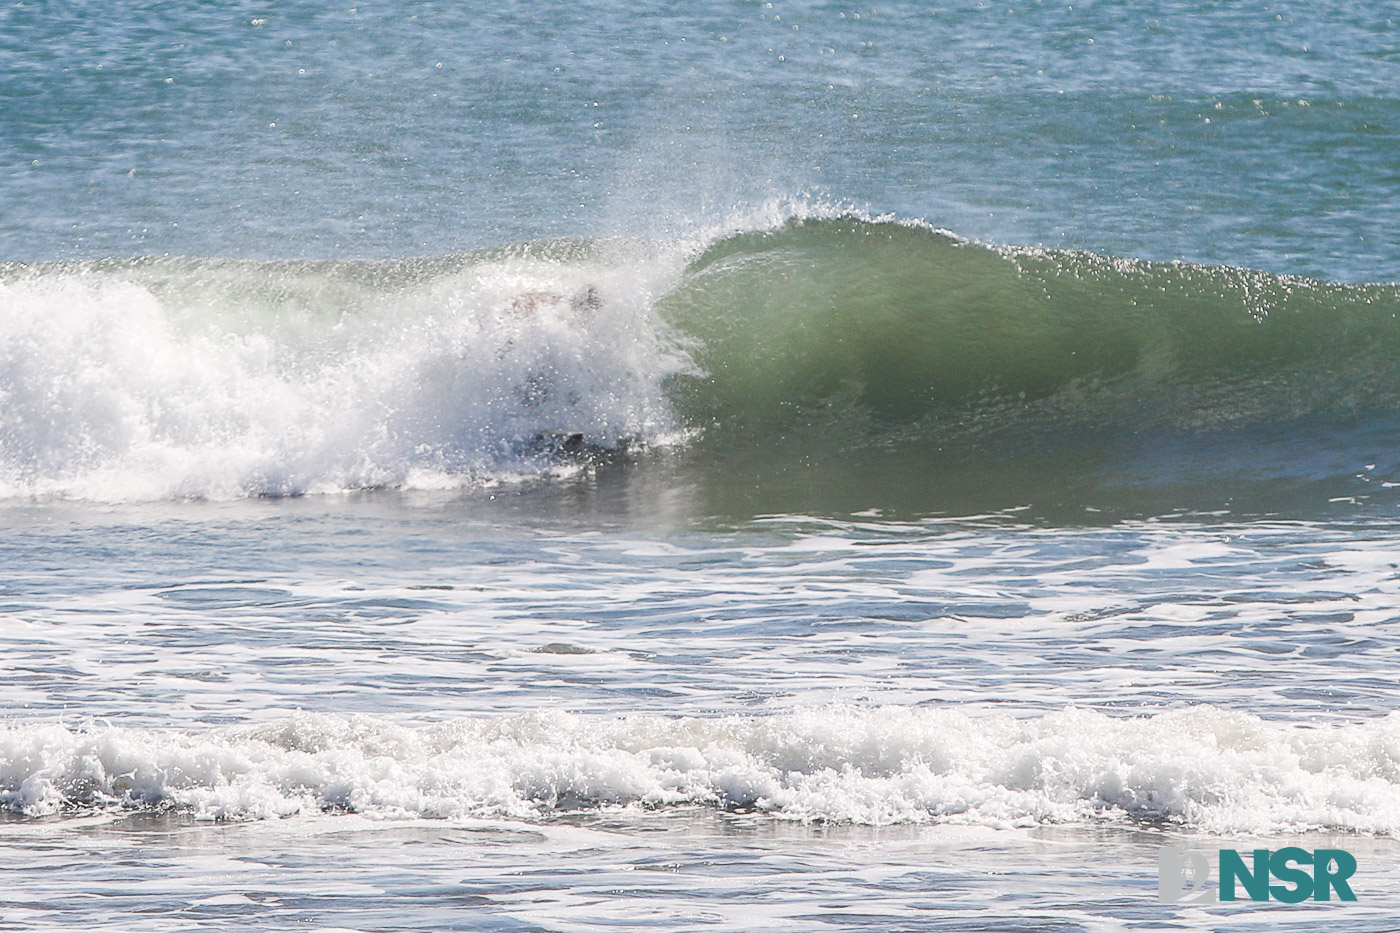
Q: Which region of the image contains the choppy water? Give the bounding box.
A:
[4,1,1400,930]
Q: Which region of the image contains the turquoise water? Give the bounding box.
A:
[4,2,1400,930]
[6,2,1400,279]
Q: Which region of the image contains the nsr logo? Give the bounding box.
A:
[1158,848,1358,904]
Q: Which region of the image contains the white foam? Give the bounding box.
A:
[0,248,692,501]
[4,706,1398,832]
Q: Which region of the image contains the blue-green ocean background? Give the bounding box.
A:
[6,0,1399,281]
[5,3,1400,931]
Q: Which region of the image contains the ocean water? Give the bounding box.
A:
[3,2,1400,930]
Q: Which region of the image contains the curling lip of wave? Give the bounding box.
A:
[662,215,1400,443]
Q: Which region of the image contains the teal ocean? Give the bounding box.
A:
[3,2,1400,931]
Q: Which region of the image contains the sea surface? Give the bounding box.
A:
[3,2,1400,930]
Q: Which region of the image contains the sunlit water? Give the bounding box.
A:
[5,1,1400,930]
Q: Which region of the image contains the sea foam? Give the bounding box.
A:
[4,706,1398,833]
[0,245,690,501]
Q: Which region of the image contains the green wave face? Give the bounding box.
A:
[664,217,1400,442]
[656,218,1400,517]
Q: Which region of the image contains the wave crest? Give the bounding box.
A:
[5,205,1400,508]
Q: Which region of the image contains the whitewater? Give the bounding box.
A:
[6,1,1400,931]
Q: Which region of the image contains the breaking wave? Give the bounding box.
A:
[0,241,690,500]
[5,706,1399,833]
[4,204,1399,510]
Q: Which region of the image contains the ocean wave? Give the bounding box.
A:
[4,706,1399,833]
[3,204,1399,506]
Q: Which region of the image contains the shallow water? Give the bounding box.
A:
[5,500,1400,928]
[5,813,1400,932]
